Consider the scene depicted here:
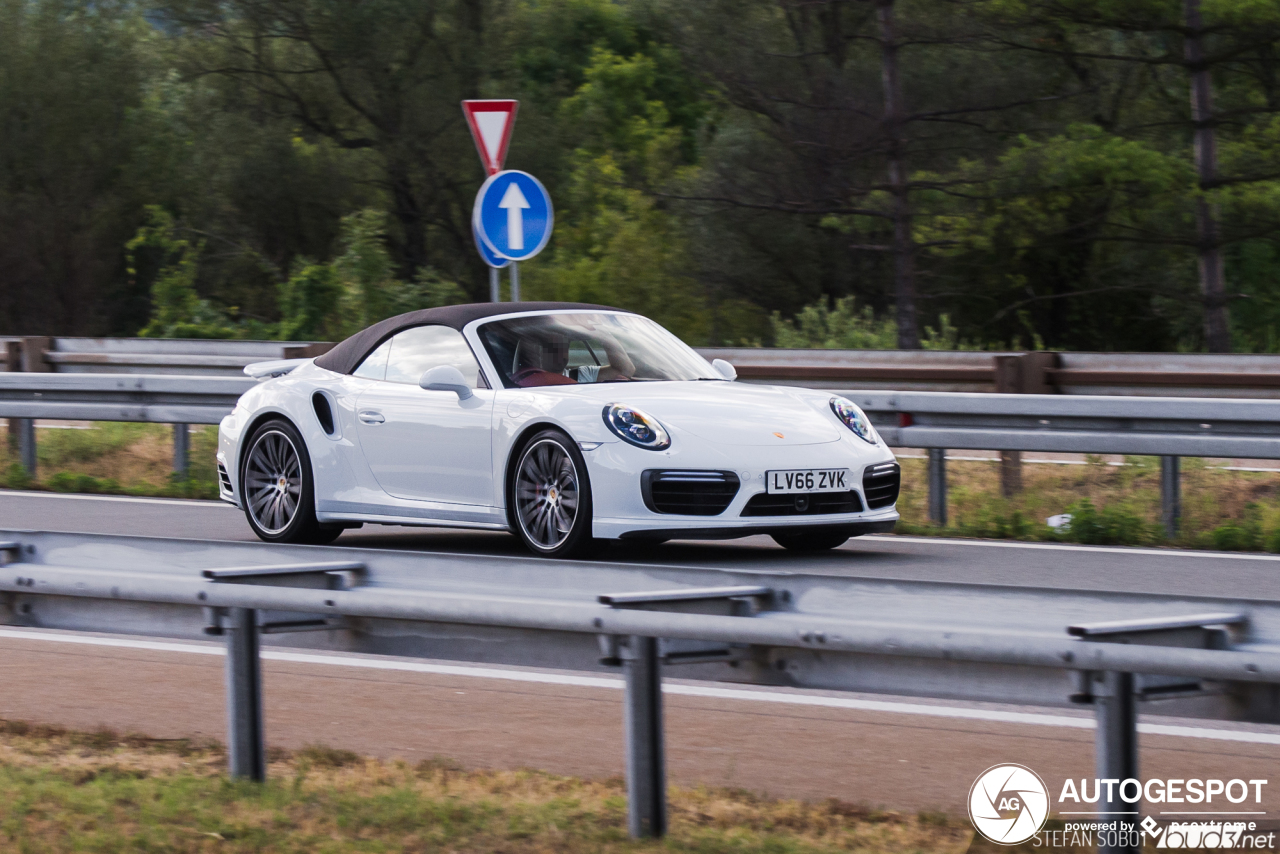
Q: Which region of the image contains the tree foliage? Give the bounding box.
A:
[4,0,1280,352]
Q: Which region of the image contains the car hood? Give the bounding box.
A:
[556,381,844,446]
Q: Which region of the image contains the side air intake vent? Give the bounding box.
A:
[642,470,740,516]
[217,463,233,495]
[312,392,336,436]
[862,462,901,509]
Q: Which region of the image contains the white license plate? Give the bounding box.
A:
[766,468,853,494]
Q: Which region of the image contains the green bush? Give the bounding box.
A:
[1060,499,1150,546]
[4,462,30,490]
[1212,523,1263,552]
[47,472,104,493]
[1267,528,1280,553]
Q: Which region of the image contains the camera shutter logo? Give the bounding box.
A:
[968,764,1051,845]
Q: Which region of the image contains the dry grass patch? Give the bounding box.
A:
[0,719,974,853]
[1,421,219,498]
[897,454,1280,550]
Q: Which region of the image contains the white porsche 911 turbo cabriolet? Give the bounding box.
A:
[217,302,900,556]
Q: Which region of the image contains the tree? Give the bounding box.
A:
[165,0,493,287]
[0,0,155,335]
[985,0,1280,351]
[666,0,1070,348]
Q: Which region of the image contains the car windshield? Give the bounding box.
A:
[477,313,718,389]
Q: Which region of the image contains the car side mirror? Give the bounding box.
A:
[419,365,473,400]
[712,358,737,381]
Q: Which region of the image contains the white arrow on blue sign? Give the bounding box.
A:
[472,170,553,262]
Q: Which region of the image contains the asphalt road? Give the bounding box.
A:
[3,489,1280,599]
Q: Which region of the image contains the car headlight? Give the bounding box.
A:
[830,397,877,444]
[603,403,671,450]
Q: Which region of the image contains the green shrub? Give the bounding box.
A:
[1061,499,1149,545]
[4,462,30,490]
[1212,521,1262,551]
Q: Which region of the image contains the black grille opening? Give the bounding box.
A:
[642,470,740,516]
[217,463,233,494]
[312,392,336,435]
[741,490,863,516]
[863,462,901,509]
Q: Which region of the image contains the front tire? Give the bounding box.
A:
[772,530,849,552]
[509,429,595,558]
[240,418,341,545]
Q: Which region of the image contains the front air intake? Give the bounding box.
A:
[862,462,901,509]
[641,470,740,516]
[741,490,863,516]
[217,462,233,495]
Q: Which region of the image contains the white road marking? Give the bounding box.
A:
[0,491,1274,562]
[867,534,1280,562]
[3,628,1278,746]
[0,490,230,508]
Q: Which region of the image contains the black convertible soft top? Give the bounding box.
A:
[312,302,626,376]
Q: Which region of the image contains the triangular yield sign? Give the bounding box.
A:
[462,100,518,176]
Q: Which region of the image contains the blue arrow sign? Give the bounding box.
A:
[473,221,510,269]
[473,170,553,262]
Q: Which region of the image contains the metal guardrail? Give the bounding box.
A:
[0,372,1271,530]
[700,347,1280,398]
[4,337,332,377]
[2,530,1279,843]
[0,373,253,425]
[848,390,1280,533]
[6,335,1280,395]
[857,391,1280,459]
[0,373,254,479]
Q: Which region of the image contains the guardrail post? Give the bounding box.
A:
[2,341,15,460]
[1093,671,1139,854]
[623,635,665,838]
[993,356,1024,496]
[173,424,190,478]
[927,448,947,526]
[225,607,266,781]
[16,418,36,477]
[12,337,52,479]
[1161,456,1180,540]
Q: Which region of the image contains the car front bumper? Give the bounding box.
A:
[582,430,900,540]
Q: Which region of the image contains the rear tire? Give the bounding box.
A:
[772,531,849,552]
[508,429,596,558]
[240,418,339,545]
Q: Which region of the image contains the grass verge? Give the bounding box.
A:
[0,719,972,853]
[896,454,1280,551]
[0,421,219,500]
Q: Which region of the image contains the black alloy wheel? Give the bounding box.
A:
[240,418,342,545]
[510,429,595,558]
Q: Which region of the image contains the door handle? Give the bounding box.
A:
[358,410,385,424]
